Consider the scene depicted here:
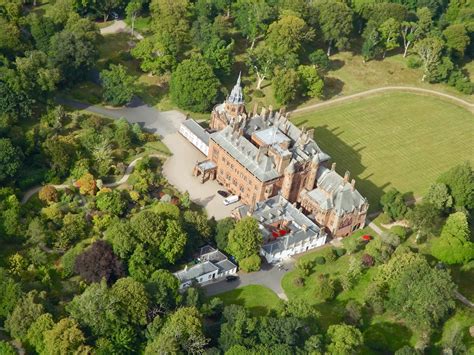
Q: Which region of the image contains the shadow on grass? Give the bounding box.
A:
[364,322,412,353]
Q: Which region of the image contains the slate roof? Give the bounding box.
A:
[210,126,281,182]
[174,261,219,283]
[227,73,244,105]
[306,167,367,216]
[236,195,325,256]
[182,119,210,144]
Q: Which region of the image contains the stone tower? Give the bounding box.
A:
[224,72,246,118]
[282,161,295,201]
[305,154,319,190]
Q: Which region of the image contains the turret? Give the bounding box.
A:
[282,161,295,201]
[305,154,319,190]
[224,72,246,118]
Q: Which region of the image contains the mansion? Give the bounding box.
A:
[184,74,368,238]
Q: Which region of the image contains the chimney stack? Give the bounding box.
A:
[351,179,356,191]
[331,162,336,171]
[302,224,307,232]
[253,102,258,116]
[261,107,267,120]
[344,171,350,183]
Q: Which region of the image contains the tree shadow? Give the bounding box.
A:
[364,322,413,353]
[323,77,345,99]
[329,59,345,71]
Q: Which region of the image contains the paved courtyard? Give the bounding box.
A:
[162,133,240,220]
[203,258,295,300]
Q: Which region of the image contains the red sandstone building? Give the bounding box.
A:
[194,75,368,238]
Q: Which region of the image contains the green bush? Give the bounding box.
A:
[253,89,264,98]
[406,56,422,69]
[61,245,84,278]
[321,248,336,263]
[239,254,261,272]
[294,276,304,287]
[390,226,409,241]
[334,248,346,257]
[377,213,392,225]
[314,256,326,265]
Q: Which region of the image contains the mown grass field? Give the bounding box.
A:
[212,285,282,316]
[292,93,474,211]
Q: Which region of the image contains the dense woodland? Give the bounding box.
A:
[0,0,473,354]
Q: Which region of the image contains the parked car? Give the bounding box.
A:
[226,275,238,282]
[217,190,229,198]
[223,195,240,206]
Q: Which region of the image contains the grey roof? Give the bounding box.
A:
[174,261,218,283]
[307,167,367,215]
[182,119,210,145]
[227,73,244,105]
[197,160,216,171]
[216,259,237,272]
[236,195,325,256]
[254,126,291,146]
[210,126,280,182]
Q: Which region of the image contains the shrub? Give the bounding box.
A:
[296,259,314,277]
[390,226,409,241]
[406,56,422,69]
[321,248,336,263]
[294,276,305,287]
[361,254,375,267]
[317,274,335,301]
[334,248,346,257]
[314,256,326,265]
[38,185,59,204]
[253,89,264,98]
[343,237,360,254]
[239,254,261,272]
[61,245,85,278]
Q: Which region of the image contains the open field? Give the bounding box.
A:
[292,92,474,211]
[212,285,282,316]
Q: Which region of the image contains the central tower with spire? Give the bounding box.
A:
[210,73,247,131]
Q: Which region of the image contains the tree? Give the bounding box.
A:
[380,188,407,220]
[414,36,444,81]
[38,185,58,204]
[273,67,300,105]
[227,217,263,261]
[431,212,474,265]
[298,65,324,98]
[146,307,207,354]
[130,35,176,75]
[257,316,303,346]
[43,318,88,355]
[233,0,274,49]
[266,13,314,60]
[202,37,234,77]
[0,268,21,320]
[215,217,235,251]
[111,277,149,326]
[150,0,191,57]
[0,138,21,183]
[26,313,54,354]
[239,254,261,272]
[29,14,56,52]
[94,0,121,22]
[74,240,125,284]
[57,213,87,249]
[247,43,276,89]
[218,305,257,351]
[147,269,180,311]
[100,64,136,106]
[0,341,15,355]
[49,18,99,83]
[385,255,456,329]
[437,162,473,210]
[170,55,220,112]
[96,190,127,216]
[126,0,143,36]
[406,202,441,238]
[5,291,44,341]
[424,183,453,212]
[42,137,76,178]
[76,172,97,195]
[443,24,469,57]
[105,220,136,259]
[379,18,401,58]
[400,21,416,57]
[315,0,353,55]
[309,49,330,71]
[326,324,363,354]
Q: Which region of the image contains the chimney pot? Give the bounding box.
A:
[331,162,336,171]
[351,179,356,190]
[344,171,350,183]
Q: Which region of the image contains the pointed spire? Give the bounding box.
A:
[227,72,244,105]
[236,71,241,86]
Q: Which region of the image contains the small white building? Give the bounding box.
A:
[233,195,327,263]
[173,246,237,290]
[179,119,210,156]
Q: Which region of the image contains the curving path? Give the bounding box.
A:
[21,153,167,204]
[100,19,144,40]
[291,86,474,115]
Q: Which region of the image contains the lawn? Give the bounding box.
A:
[292,92,474,211]
[212,285,282,316]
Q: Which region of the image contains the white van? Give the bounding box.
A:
[223,195,240,206]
